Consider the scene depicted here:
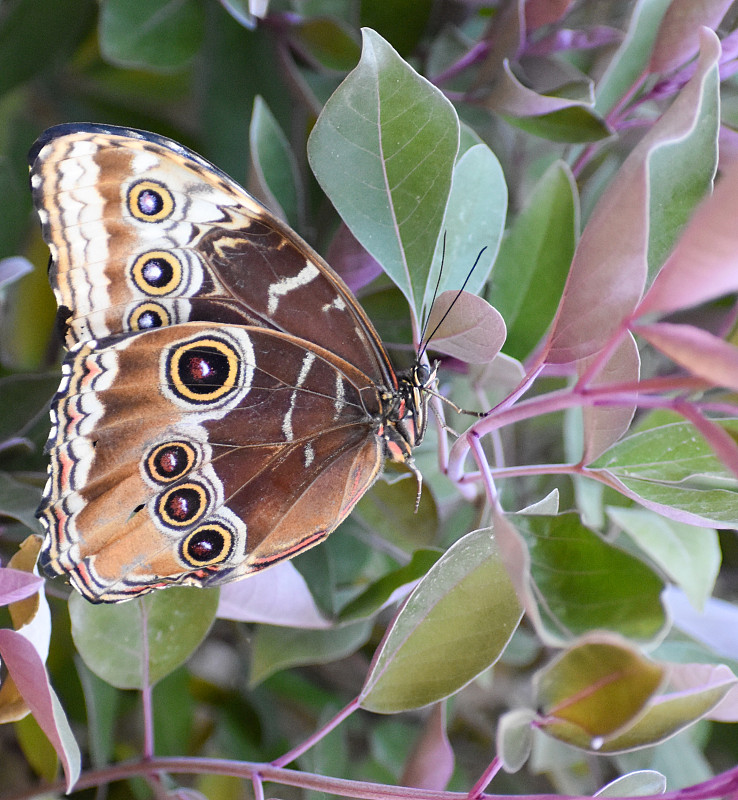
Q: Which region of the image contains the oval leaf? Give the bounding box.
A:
[308,28,459,318]
[217,561,331,628]
[70,586,219,689]
[425,290,506,363]
[360,527,523,713]
[535,634,665,744]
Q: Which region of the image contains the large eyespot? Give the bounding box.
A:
[127,180,174,222]
[145,441,198,485]
[166,336,240,404]
[128,301,171,332]
[157,482,208,527]
[181,523,233,567]
[131,251,182,295]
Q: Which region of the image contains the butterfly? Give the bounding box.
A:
[29,123,435,603]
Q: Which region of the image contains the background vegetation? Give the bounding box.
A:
[1,1,738,799]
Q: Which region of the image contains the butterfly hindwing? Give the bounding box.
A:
[38,322,384,601]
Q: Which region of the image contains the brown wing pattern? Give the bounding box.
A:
[28,124,421,603]
[29,124,396,388]
[38,323,384,601]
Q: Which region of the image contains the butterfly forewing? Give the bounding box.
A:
[29,124,396,387]
[29,123,430,602]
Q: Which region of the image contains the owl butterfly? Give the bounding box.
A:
[29,123,435,603]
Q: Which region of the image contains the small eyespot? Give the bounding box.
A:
[166,336,240,404]
[127,180,174,222]
[128,301,171,331]
[181,523,233,567]
[131,251,182,295]
[145,441,197,485]
[157,482,208,528]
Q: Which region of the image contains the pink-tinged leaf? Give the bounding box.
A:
[326,223,383,294]
[667,662,738,722]
[425,290,506,363]
[401,702,455,790]
[489,59,592,116]
[217,562,331,628]
[637,158,738,316]
[636,322,738,391]
[0,629,80,791]
[492,510,542,634]
[524,0,574,30]
[649,2,733,74]
[545,28,721,364]
[526,26,623,57]
[0,567,44,606]
[0,538,51,725]
[0,256,33,290]
[664,586,738,660]
[580,332,640,463]
[591,470,738,529]
[676,406,738,482]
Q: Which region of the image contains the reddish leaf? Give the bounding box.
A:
[580,333,640,463]
[217,562,331,628]
[524,0,574,30]
[0,630,80,791]
[649,0,734,74]
[545,28,720,364]
[637,156,738,316]
[326,222,383,294]
[425,290,506,363]
[401,702,454,790]
[0,567,44,606]
[635,322,738,391]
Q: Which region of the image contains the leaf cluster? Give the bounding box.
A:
[1,2,738,800]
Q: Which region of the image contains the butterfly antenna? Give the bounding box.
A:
[418,232,447,360]
[420,245,487,358]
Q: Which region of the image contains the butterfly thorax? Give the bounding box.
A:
[377,362,435,467]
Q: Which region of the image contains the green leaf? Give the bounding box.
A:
[359,0,433,57]
[646,30,719,275]
[513,513,666,642]
[295,18,361,71]
[536,634,665,745]
[593,664,737,753]
[607,507,721,610]
[595,0,673,114]
[0,374,59,446]
[354,471,439,552]
[69,587,219,689]
[596,771,667,797]
[590,419,738,529]
[339,549,443,622]
[249,96,302,229]
[15,713,58,782]
[490,161,577,361]
[501,106,611,143]
[497,708,537,773]
[308,28,459,319]
[249,620,373,685]
[424,143,507,310]
[360,528,523,713]
[0,0,95,97]
[0,473,42,533]
[99,0,204,72]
